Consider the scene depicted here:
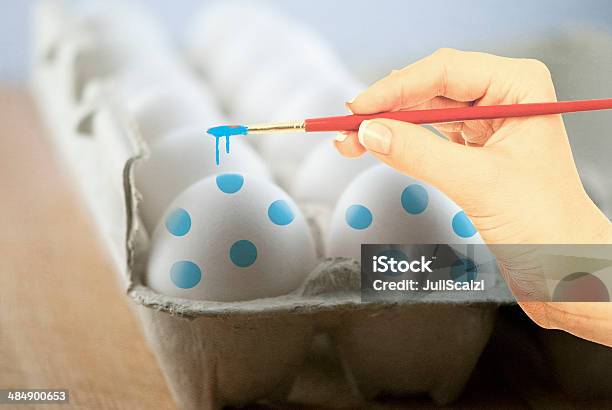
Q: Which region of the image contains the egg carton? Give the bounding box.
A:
[31,1,516,409]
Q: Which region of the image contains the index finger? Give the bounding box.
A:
[348,48,511,114]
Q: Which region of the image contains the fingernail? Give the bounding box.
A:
[344,96,356,112]
[358,120,392,154]
[335,132,348,142]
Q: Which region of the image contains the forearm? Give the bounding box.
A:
[521,212,612,347]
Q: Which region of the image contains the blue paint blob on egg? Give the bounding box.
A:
[216,173,244,194]
[164,207,191,236]
[268,200,295,226]
[229,240,258,268]
[452,211,477,238]
[345,204,373,230]
[401,184,429,215]
[170,260,202,289]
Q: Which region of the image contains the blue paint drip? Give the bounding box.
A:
[206,125,248,166]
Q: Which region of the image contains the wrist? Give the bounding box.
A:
[573,199,612,244]
[549,193,612,244]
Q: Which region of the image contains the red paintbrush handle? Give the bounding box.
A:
[304,98,612,132]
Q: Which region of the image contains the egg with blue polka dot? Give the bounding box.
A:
[147,173,317,301]
[327,164,483,261]
[134,125,271,233]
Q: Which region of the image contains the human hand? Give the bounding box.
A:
[337,48,610,245]
[335,49,612,345]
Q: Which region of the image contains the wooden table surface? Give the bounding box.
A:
[0,88,178,409]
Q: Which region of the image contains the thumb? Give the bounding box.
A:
[357,119,486,196]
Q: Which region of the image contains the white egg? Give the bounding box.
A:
[257,132,328,189]
[327,165,483,260]
[62,36,126,103]
[64,35,180,106]
[135,126,272,232]
[78,59,198,113]
[291,141,378,207]
[147,173,318,301]
[257,78,361,183]
[220,29,345,113]
[54,1,173,104]
[70,1,171,54]
[48,1,171,63]
[270,71,361,120]
[107,61,197,101]
[191,11,295,102]
[230,55,353,122]
[125,82,222,145]
[186,2,261,72]
[188,2,340,107]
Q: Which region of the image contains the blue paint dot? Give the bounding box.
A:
[452,211,477,238]
[268,200,295,226]
[450,258,478,282]
[216,173,244,194]
[401,184,429,214]
[345,204,373,230]
[170,260,202,289]
[229,240,257,268]
[165,208,191,236]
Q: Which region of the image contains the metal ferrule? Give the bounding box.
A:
[247,120,306,134]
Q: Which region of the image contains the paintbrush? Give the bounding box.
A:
[207,98,612,137]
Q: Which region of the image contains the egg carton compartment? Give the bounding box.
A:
[31,2,517,409]
[130,255,507,409]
